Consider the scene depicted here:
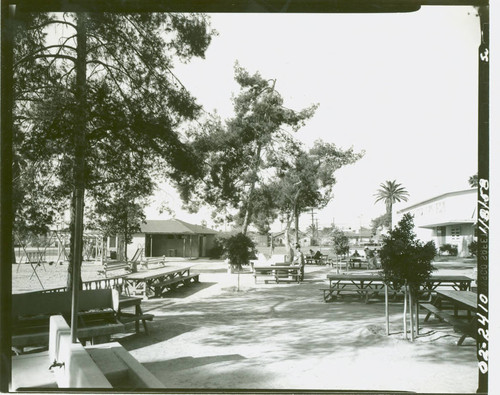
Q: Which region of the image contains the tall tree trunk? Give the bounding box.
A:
[385,283,389,335]
[409,284,414,342]
[67,13,87,291]
[403,281,408,339]
[386,201,393,230]
[242,143,262,235]
[416,290,420,335]
[292,189,301,246]
[294,204,299,246]
[124,209,128,262]
[284,216,293,261]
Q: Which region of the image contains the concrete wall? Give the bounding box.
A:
[126,233,216,258]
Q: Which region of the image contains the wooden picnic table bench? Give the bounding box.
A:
[41,284,155,334]
[12,289,125,351]
[140,255,167,270]
[98,260,132,277]
[253,264,302,284]
[324,273,398,303]
[419,290,477,346]
[117,294,154,334]
[124,266,198,299]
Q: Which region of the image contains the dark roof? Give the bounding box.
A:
[139,219,217,235]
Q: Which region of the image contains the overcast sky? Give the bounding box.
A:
[146,6,480,231]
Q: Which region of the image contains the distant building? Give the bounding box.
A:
[122,219,218,259]
[394,188,476,257]
[271,230,310,247]
[248,232,270,247]
[343,227,375,246]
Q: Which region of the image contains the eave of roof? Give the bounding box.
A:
[397,188,477,213]
[139,219,217,234]
[419,220,476,229]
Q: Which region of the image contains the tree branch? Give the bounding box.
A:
[15,44,77,68]
[26,19,77,32]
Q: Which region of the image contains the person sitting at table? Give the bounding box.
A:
[313,250,322,264]
[293,244,305,280]
[365,248,375,269]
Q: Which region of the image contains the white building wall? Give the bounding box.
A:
[393,189,476,257]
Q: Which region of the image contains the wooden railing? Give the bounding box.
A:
[40,276,126,294]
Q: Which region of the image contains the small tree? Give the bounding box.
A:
[379,213,436,341]
[332,228,349,273]
[223,233,256,271]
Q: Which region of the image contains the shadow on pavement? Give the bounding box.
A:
[160,281,218,299]
[142,353,246,372]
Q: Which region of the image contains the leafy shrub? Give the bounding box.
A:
[379,213,436,291]
[332,229,349,257]
[223,233,256,269]
[439,243,458,256]
[208,237,226,259]
[468,240,477,256]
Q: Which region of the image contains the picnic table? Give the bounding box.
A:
[117,294,154,334]
[420,290,477,345]
[124,266,198,299]
[324,273,389,303]
[253,264,302,284]
[421,275,472,292]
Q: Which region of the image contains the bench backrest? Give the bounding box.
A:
[12,289,115,319]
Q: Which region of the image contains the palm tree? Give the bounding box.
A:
[374,180,409,230]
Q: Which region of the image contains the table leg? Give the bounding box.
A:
[135,304,141,333]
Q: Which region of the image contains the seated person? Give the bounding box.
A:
[313,250,322,263]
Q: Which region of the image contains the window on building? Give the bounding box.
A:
[451,227,461,241]
[437,226,446,237]
[109,236,116,248]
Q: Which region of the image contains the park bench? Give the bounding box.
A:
[41,283,154,334]
[140,255,167,270]
[420,301,476,346]
[98,261,132,277]
[12,289,126,352]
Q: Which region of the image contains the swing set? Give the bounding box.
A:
[14,229,104,289]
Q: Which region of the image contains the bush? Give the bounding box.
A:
[439,244,458,256]
[208,237,226,259]
[379,213,436,290]
[223,233,256,270]
[468,240,477,256]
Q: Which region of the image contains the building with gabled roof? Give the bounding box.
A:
[125,219,218,259]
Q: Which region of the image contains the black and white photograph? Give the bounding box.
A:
[1,0,493,393]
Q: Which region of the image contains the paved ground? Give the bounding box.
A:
[120,261,477,393]
[12,258,479,392]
